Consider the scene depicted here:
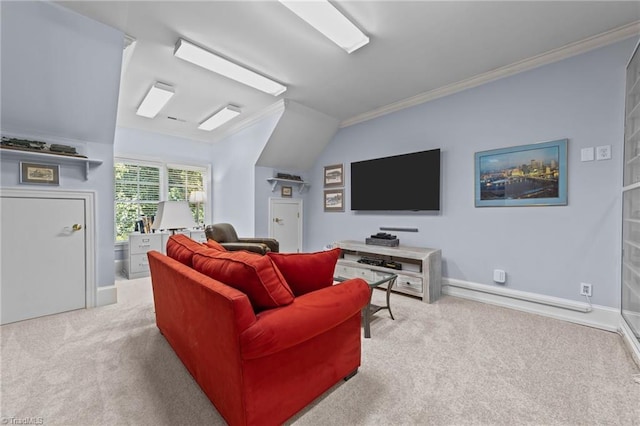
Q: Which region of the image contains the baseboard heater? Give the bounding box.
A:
[444,279,591,313]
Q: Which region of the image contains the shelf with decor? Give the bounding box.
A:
[0,147,103,180]
[266,177,310,193]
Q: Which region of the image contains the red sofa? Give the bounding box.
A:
[147,235,370,426]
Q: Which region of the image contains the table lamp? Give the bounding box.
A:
[188,190,206,228]
[152,201,196,234]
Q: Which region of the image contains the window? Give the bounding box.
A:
[168,166,205,223]
[114,159,208,242]
[114,162,161,241]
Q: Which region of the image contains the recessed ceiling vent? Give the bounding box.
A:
[166,116,187,123]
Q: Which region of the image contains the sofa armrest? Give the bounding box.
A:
[240,278,370,359]
[238,237,279,253]
[220,242,271,254]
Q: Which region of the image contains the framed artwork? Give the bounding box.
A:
[324,189,344,212]
[324,164,344,187]
[474,139,567,207]
[20,162,60,185]
[281,186,292,198]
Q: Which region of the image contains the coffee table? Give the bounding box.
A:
[334,272,397,338]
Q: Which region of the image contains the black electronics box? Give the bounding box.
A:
[365,237,400,247]
[382,261,402,270]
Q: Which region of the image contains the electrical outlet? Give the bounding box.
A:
[596,145,611,161]
[580,283,592,297]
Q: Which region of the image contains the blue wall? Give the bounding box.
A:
[306,38,637,308]
[1,1,123,289]
[211,111,283,237]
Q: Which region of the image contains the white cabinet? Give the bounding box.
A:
[123,230,207,279]
[189,230,207,243]
[124,234,163,279]
[335,240,441,303]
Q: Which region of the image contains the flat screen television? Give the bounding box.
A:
[350,149,440,211]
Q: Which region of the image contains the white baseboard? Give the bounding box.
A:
[442,278,620,332]
[96,285,117,307]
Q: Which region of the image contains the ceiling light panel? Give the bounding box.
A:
[279,0,369,53]
[198,105,242,131]
[174,39,286,96]
[136,82,174,118]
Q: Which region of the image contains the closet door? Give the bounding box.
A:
[1,196,86,324]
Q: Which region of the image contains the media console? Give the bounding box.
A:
[335,240,442,303]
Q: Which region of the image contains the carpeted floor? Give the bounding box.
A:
[2,277,639,425]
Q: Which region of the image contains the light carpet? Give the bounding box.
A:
[2,278,639,425]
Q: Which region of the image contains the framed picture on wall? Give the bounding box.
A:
[324,189,344,212]
[20,162,60,185]
[281,186,292,198]
[474,138,568,207]
[324,164,344,187]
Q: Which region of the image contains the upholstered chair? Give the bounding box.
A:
[205,223,279,254]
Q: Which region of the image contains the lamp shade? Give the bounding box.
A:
[189,190,207,203]
[152,201,196,231]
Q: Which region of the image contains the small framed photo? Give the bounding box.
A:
[281,185,292,198]
[324,189,344,212]
[474,138,567,207]
[20,162,60,185]
[324,164,344,187]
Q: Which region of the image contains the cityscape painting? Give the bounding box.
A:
[475,139,568,207]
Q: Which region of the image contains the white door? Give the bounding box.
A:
[269,198,302,253]
[1,197,86,324]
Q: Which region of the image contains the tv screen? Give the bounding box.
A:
[350,149,440,211]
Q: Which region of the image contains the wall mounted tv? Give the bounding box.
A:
[350,148,440,211]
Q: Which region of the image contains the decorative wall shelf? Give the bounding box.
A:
[0,148,103,181]
[266,177,310,193]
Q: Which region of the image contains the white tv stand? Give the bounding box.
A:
[335,240,442,303]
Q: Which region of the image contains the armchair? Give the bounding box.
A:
[205,223,279,254]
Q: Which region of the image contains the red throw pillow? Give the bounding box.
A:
[205,239,226,251]
[192,250,294,311]
[166,234,208,267]
[267,248,341,296]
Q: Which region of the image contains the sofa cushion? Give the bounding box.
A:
[205,239,227,251]
[267,248,341,296]
[193,250,294,311]
[166,234,207,267]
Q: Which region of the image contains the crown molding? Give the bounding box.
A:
[341,21,640,128]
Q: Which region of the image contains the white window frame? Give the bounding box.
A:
[114,155,211,244]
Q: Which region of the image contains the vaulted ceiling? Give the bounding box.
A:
[57,1,640,147]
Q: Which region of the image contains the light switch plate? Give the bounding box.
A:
[581,147,594,162]
[596,145,611,161]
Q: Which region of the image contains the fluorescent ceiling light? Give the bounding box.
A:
[279,0,369,54]
[136,82,174,118]
[174,39,286,96]
[198,105,242,131]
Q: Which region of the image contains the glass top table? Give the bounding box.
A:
[334,272,397,338]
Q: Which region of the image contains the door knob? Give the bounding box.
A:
[72,224,82,231]
[274,218,283,224]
